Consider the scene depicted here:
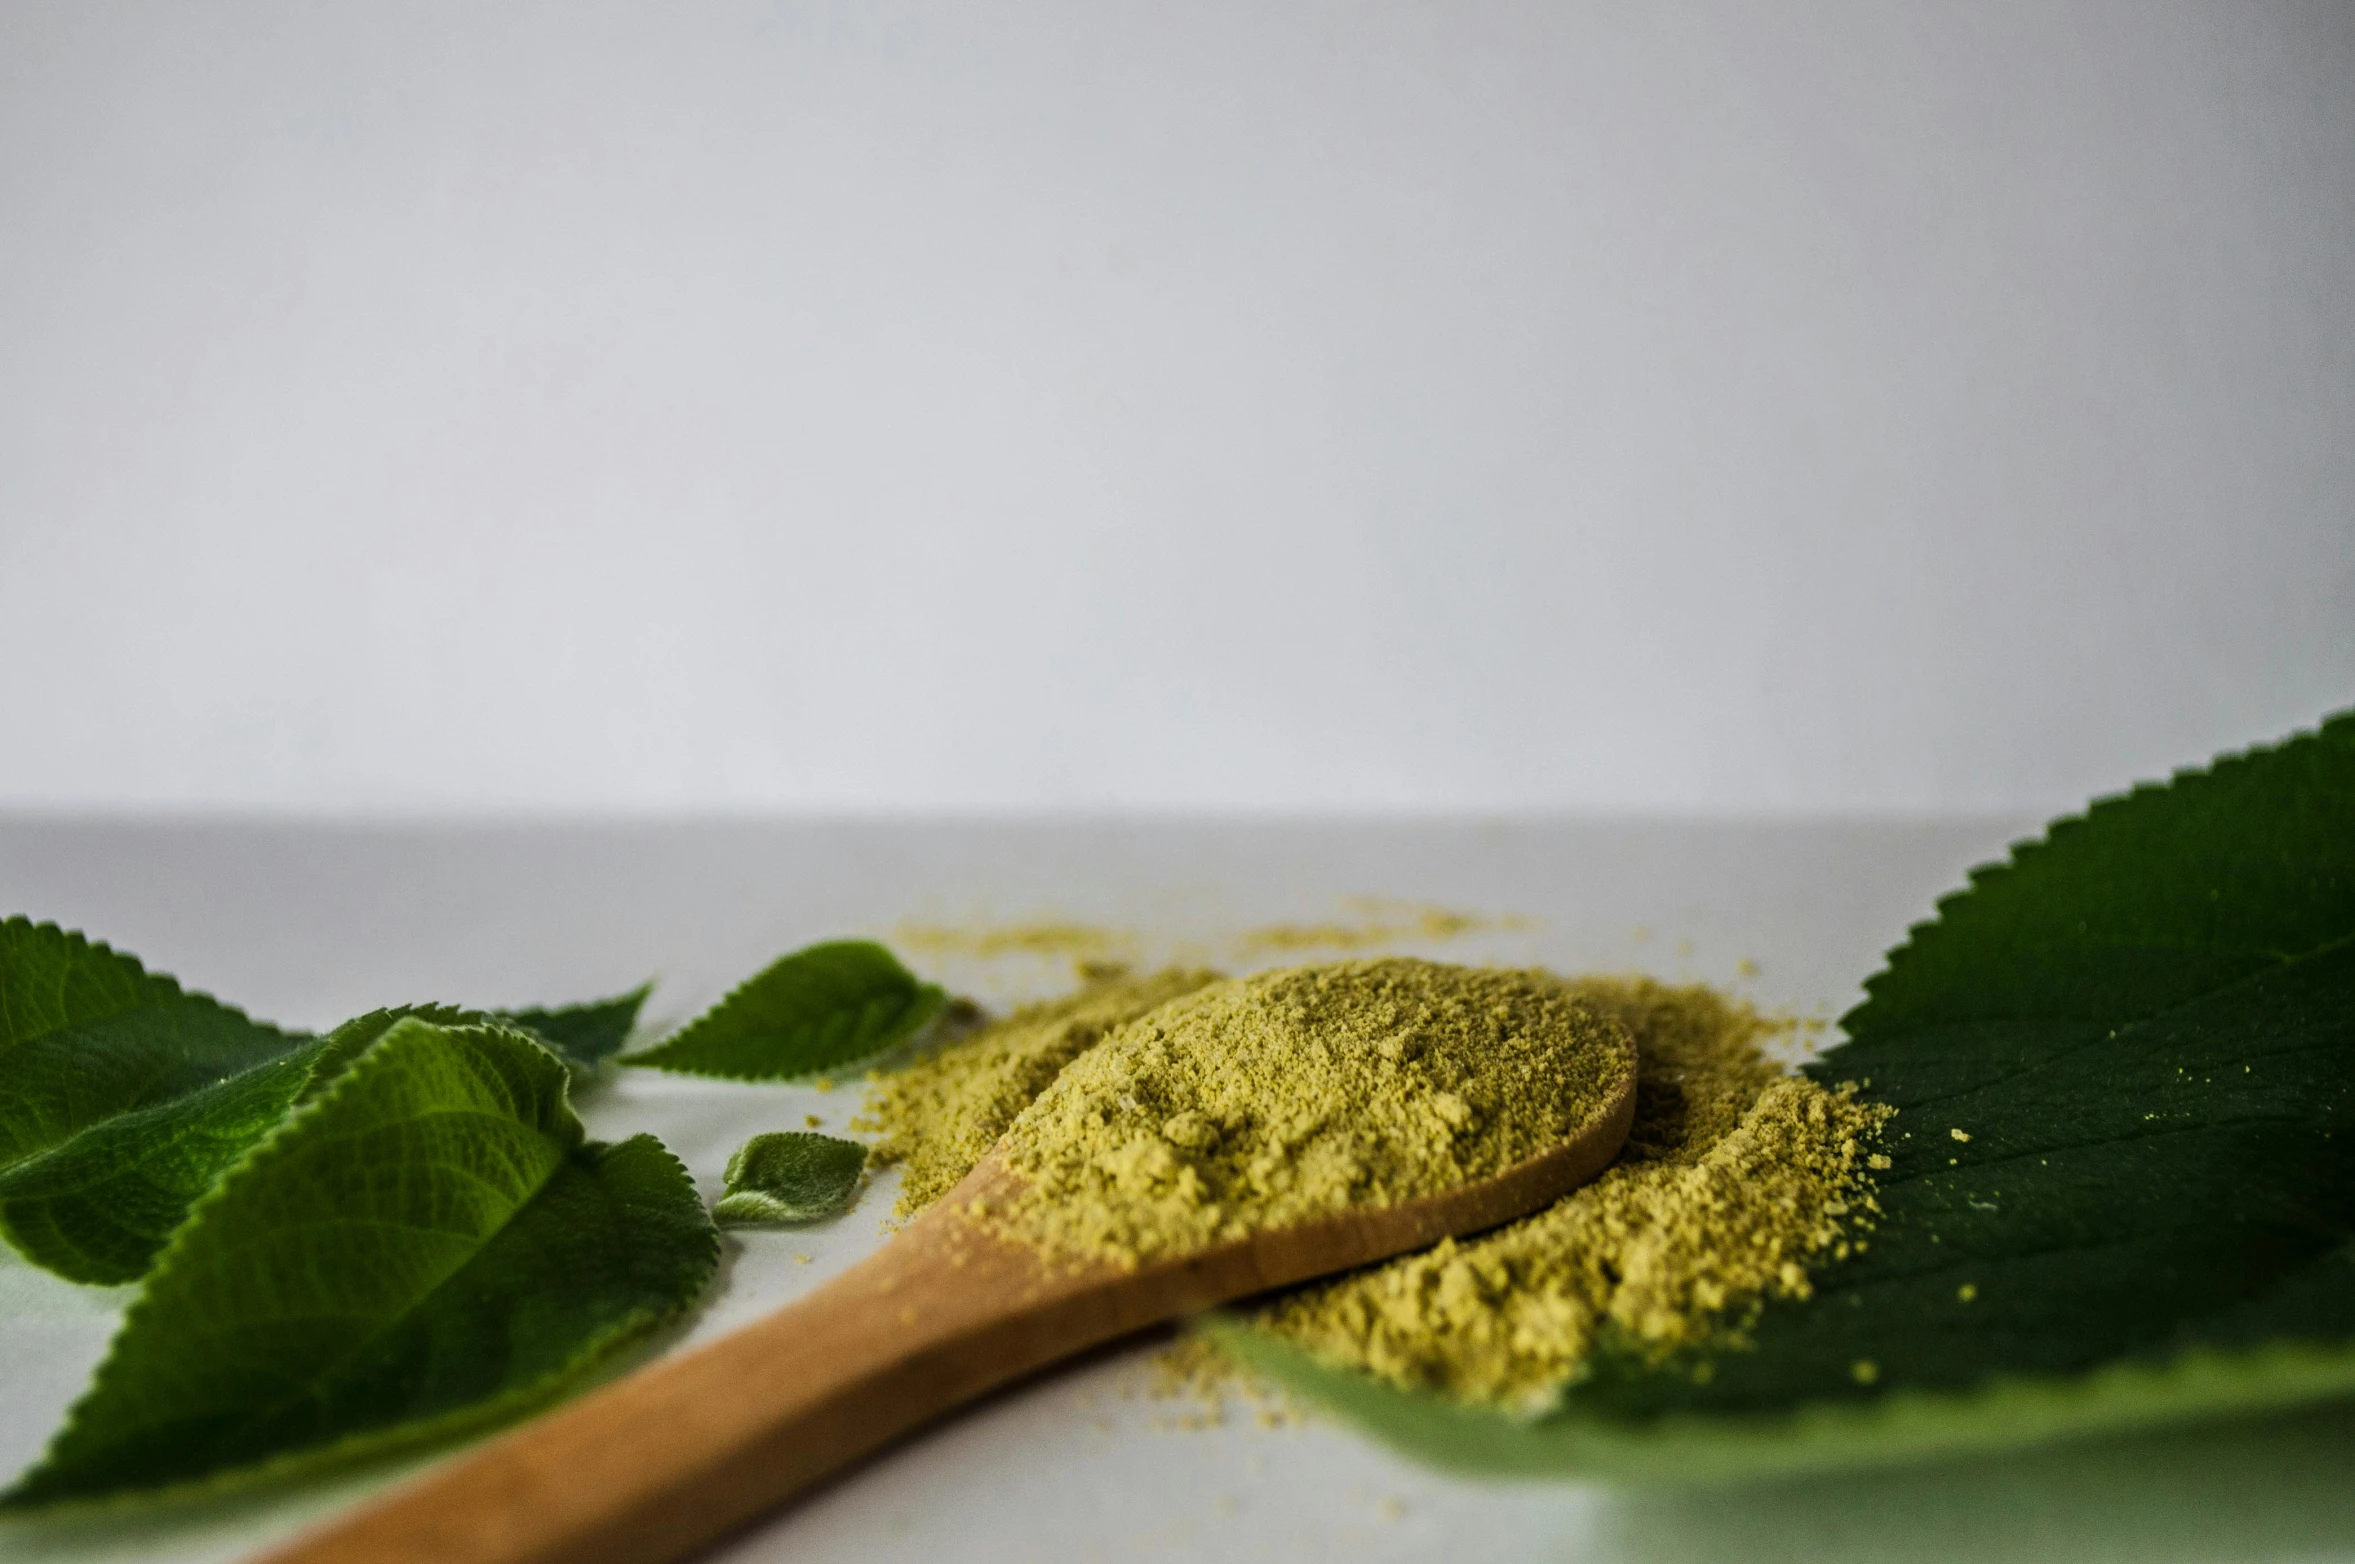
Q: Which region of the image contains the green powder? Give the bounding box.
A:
[1247,976,1889,1410]
[853,966,1222,1217]
[981,959,1636,1268]
[854,962,1887,1410]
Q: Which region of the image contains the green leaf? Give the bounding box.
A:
[624,941,946,1082]
[1203,1312,2355,1482]
[1233,709,2355,1478]
[0,1047,319,1286]
[0,920,311,1170]
[0,921,315,1284]
[2,1017,718,1507]
[498,984,653,1071]
[0,1004,493,1285]
[713,1132,868,1225]
[290,1004,477,1105]
[0,916,644,1285]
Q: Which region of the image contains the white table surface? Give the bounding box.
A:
[4,817,2354,1564]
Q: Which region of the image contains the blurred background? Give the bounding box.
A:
[1,0,2348,818]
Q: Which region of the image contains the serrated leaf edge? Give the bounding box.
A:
[497,982,657,1071]
[0,1017,707,1511]
[623,943,948,1083]
[1838,708,2355,1041]
[0,920,318,1279]
[0,918,308,1045]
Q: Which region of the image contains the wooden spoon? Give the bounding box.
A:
[266,1067,1635,1564]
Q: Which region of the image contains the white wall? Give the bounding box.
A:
[1,1,2349,816]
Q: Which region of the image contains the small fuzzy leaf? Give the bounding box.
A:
[2,1018,718,1506]
[625,942,945,1082]
[714,1132,868,1225]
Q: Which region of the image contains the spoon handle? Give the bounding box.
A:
[263,1083,1633,1564]
[261,1205,1113,1564]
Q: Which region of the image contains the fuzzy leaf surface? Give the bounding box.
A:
[624,942,944,1081]
[714,1131,867,1225]
[1237,711,2355,1478]
[3,1018,718,1506]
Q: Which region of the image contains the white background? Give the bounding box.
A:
[1,1,2349,817]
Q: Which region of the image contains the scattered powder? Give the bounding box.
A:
[983,959,1635,1268]
[854,967,1222,1217]
[856,960,1887,1415]
[894,920,1128,961]
[1147,1331,1309,1429]
[1233,901,1511,957]
[895,901,1523,968]
[1245,976,1890,1411]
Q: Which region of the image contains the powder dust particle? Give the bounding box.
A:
[1246,975,1891,1411]
[988,959,1634,1268]
[853,967,1223,1217]
[1146,1333,1305,1428]
[893,920,1128,962]
[1232,901,1512,958]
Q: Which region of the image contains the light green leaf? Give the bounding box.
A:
[0,920,314,1284]
[714,1132,867,1225]
[624,941,945,1081]
[2,1018,718,1506]
[1234,709,2355,1478]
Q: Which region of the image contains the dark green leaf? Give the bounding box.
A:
[713,1132,867,1225]
[624,941,945,1082]
[0,1004,488,1285]
[1203,1311,2355,1482]
[0,920,311,1170]
[0,916,644,1285]
[499,984,653,1071]
[2,1018,718,1506]
[0,1048,318,1286]
[1234,709,2355,1478]
[0,921,314,1283]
